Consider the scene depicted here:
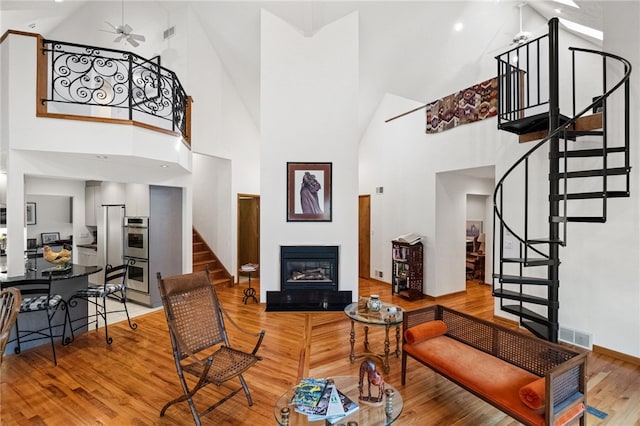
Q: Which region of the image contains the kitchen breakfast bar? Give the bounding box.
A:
[1,257,102,356]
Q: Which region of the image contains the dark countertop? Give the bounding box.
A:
[1,257,102,282]
[76,244,98,250]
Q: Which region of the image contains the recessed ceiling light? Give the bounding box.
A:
[454,22,464,32]
[554,8,562,14]
[96,155,108,159]
[559,18,603,41]
[160,164,170,168]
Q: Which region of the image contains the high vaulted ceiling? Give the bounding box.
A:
[1,1,604,138]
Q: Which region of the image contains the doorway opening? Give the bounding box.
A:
[237,194,260,282]
[358,195,371,279]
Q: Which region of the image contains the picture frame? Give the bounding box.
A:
[41,232,60,245]
[26,202,37,225]
[466,220,482,238]
[287,162,332,222]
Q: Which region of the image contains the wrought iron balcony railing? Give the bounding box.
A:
[38,38,190,144]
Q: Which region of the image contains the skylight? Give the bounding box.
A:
[559,18,603,41]
[553,0,579,8]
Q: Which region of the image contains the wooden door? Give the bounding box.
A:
[358,195,371,279]
[237,194,260,277]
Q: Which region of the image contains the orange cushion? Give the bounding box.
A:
[404,320,448,344]
[554,403,585,426]
[519,377,546,410]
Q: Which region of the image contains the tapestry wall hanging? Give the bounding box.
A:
[425,77,498,134]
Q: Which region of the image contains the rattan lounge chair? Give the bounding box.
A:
[157,268,265,425]
[0,287,21,365]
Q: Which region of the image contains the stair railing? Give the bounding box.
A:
[494,48,631,258]
[38,38,191,144]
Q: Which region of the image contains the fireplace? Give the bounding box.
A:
[266,245,351,311]
[280,245,338,292]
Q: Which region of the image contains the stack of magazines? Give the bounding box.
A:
[289,378,359,423]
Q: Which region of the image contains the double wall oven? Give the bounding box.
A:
[124,216,149,294]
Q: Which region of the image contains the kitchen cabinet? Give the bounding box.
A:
[85,184,102,226]
[77,247,100,284]
[125,183,150,217]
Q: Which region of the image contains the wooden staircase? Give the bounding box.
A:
[192,228,233,287]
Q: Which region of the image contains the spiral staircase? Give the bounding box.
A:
[492,18,632,342]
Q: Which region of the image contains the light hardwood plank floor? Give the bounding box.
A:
[1,279,638,425]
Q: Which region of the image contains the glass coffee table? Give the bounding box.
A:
[344,302,403,373]
[274,376,403,425]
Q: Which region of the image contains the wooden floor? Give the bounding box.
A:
[1,278,639,425]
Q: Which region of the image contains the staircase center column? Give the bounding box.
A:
[547,17,561,343]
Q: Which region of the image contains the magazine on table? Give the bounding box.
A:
[296,382,359,422]
[289,378,328,408]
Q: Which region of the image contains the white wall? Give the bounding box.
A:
[260,10,359,301]
[178,5,261,276]
[192,154,232,271]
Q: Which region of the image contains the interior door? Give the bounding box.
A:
[238,194,260,278]
[358,195,371,279]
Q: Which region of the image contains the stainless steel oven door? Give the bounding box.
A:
[126,258,149,294]
[124,226,148,259]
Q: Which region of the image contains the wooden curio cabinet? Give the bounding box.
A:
[391,240,423,300]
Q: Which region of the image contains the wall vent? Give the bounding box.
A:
[163,26,176,40]
[558,326,592,350]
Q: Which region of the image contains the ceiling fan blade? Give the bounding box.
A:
[104,21,118,32]
[127,36,140,48]
[100,29,118,35]
[122,23,133,34]
[130,33,146,42]
[114,35,125,43]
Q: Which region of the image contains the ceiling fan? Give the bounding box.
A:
[488,2,545,56]
[101,0,145,47]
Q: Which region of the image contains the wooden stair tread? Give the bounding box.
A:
[518,112,602,143]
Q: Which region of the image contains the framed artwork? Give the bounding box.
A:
[466,220,482,238]
[41,232,60,245]
[26,202,37,225]
[287,162,332,222]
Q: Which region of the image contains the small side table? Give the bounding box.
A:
[240,264,258,304]
[344,301,403,374]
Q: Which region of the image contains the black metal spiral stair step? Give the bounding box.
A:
[501,257,557,266]
[563,129,604,138]
[493,289,551,305]
[501,304,551,325]
[521,320,554,341]
[551,146,627,158]
[550,190,629,201]
[525,237,564,245]
[550,166,630,179]
[493,274,554,285]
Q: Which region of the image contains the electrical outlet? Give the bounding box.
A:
[374,269,383,278]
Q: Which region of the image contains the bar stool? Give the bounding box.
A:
[2,276,71,366]
[66,259,137,345]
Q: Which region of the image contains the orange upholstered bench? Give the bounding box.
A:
[402,305,587,426]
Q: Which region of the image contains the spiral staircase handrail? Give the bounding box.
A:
[493,47,632,248]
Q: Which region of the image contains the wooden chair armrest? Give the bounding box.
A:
[220,304,266,355]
